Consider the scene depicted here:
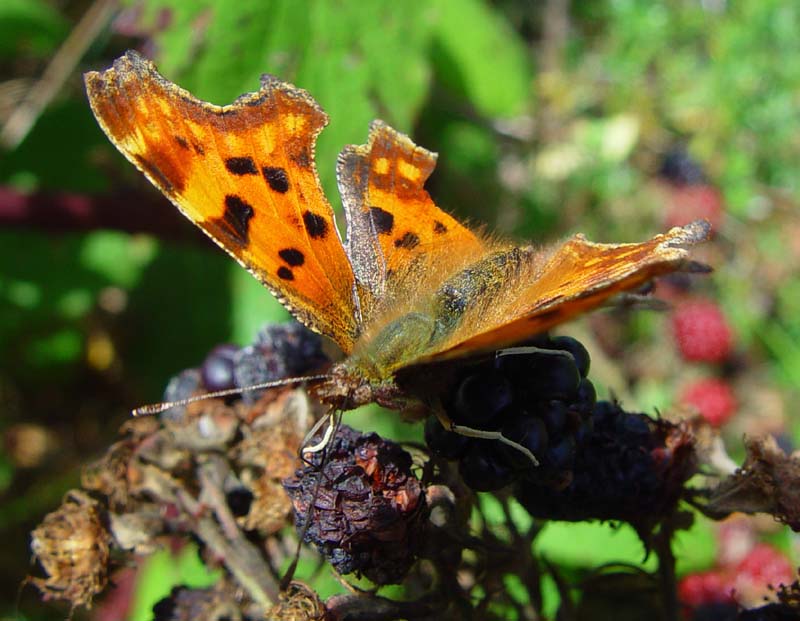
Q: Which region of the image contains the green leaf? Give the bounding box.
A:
[0,0,68,58]
[430,0,531,117]
[130,545,220,621]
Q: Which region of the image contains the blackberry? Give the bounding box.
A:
[200,344,239,392]
[499,415,548,469]
[548,335,591,377]
[424,416,471,460]
[459,443,516,492]
[450,371,513,426]
[497,348,581,401]
[283,425,425,585]
[516,400,696,527]
[659,147,705,186]
[233,323,328,402]
[161,368,201,422]
[428,335,597,492]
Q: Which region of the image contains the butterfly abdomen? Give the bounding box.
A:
[431,247,535,340]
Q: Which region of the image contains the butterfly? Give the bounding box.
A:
[85,51,709,456]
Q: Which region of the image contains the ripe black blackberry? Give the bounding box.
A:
[200,344,239,391]
[516,400,696,528]
[283,425,426,585]
[660,147,706,186]
[426,335,596,491]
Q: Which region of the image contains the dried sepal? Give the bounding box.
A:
[706,435,800,530]
[29,490,112,609]
[81,416,159,511]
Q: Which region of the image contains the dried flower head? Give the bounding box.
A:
[29,490,112,609]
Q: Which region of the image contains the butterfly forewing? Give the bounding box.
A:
[85,51,359,352]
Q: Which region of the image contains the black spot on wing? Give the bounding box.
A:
[218,195,254,245]
[262,166,290,193]
[434,220,448,234]
[303,211,328,239]
[277,266,294,281]
[394,231,420,249]
[225,157,258,176]
[174,135,190,150]
[278,248,305,266]
[369,206,394,235]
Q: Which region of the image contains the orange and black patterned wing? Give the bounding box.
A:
[337,120,485,317]
[424,221,711,362]
[85,51,359,352]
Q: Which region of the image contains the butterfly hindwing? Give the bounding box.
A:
[84,51,359,352]
[337,121,484,320]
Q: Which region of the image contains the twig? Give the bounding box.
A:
[1,0,118,149]
[196,458,281,605]
[0,186,199,241]
[654,521,679,621]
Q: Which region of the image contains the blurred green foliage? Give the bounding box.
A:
[3,0,800,618]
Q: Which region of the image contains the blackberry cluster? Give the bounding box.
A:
[516,400,696,526]
[283,425,426,585]
[163,322,328,409]
[424,335,596,491]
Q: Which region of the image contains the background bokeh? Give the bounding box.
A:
[2,0,800,618]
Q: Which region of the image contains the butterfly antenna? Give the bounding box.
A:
[131,374,331,416]
[281,408,344,590]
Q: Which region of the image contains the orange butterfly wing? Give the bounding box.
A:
[422,220,710,362]
[337,121,484,318]
[84,51,359,352]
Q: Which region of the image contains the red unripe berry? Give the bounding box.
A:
[678,570,734,607]
[734,544,794,592]
[680,378,737,427]
[671,300,733,363]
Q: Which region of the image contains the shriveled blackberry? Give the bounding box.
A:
[516,400,696,528]
[200,344,239,391]
[429,335,597,492]
[283,425,426,585]
[234,323,328,401]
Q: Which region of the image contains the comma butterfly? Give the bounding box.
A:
[84,52,709,453]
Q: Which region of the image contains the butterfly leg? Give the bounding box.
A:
[302,410,337,454]
[434,409,540,467]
